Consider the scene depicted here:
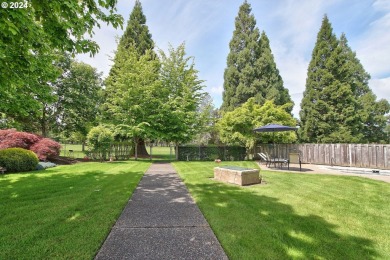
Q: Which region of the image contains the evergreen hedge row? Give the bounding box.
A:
[177,146,246,161]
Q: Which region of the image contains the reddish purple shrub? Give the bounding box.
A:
[0,129,16,142]
[0,130,41,149]
[30,138,61,161]
[0,129,61,161]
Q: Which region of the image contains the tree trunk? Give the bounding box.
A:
[136,138,149,157]
[175,142,179,160]
[41,106,47,137]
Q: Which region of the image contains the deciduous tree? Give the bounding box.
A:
[103,46,161,159]
[158,44,205,148]
[50,58,104,141]
[217,98,296,154]
[0,1,123,126]
[104,0,155,156]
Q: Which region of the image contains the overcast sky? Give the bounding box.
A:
[77,0,390,118]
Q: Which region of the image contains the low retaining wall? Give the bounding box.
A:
[214,166,261,186]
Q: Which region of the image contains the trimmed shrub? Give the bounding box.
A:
[87,125,114,160]
[30,138,62,161]
[0,148,39,173]
[178,145,246,161]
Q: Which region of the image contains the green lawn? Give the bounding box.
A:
[60,144,174,160]
[151,146,175,160]
[0,161,151,259]
[60,143,87,158]
[173,161,390,259]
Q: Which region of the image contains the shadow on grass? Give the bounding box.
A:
[185,181,378,259]
[0,167,145,259]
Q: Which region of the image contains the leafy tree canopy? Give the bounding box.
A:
[0,0,123,128]
[103,45,162,141]
[158,43,205,144]
[217,98,297,150]
[49,57,104,138]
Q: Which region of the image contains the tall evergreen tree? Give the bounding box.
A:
[104,0,155,156]
[337,34,389,143]
[221,1,292,113]
[221,1,261,112]
[256,31,293,112]
[300,16,353,143]
[118,0,154,55]
[299,16,337,142]
[299,16,390,143]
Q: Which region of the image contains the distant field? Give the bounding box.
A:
[60,144,86,158]
[151,146,174,160]
[60,144,174,160]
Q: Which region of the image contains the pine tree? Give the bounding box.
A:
[221,1,261,112]
[256,31,293,113]
[337,34,390,143]
[299,15,390,143]
[104,0,155,156]
[221,1,292,113]
[299,15,340,142]
[119,0,154,55]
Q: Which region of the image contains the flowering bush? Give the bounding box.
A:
[0,129,61,161]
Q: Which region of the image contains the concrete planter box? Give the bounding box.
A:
[214,166,261,186]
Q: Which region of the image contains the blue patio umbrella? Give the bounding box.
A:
[253,124,296,133]
[253,124,297,157]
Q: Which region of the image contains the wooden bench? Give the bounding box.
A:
[0,166,6,174]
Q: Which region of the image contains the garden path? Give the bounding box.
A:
[95,162,227,259]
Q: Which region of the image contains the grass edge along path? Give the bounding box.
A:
[0,161,151,259]
[173,161,390,259]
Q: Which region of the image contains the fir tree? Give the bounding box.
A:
[222,1,292,113]
[337,34,389,143]
[299,15,390,143]
[106,0,155,86]
[119,0,154,55]
[221,1,261,112]
[299,15,340,143]
[256,31,293,113]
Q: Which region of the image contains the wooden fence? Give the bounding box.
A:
[255,143,390,169]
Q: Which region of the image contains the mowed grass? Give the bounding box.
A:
[173,161,390,259]
[0,161,151,259]
[151,146,175,160]
[60,143,87,158]
[60,144,174,160]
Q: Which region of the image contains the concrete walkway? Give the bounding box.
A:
[95,162,228,260]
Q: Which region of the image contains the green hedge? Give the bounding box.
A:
[178,146,246,161]
[0,148,39,173]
